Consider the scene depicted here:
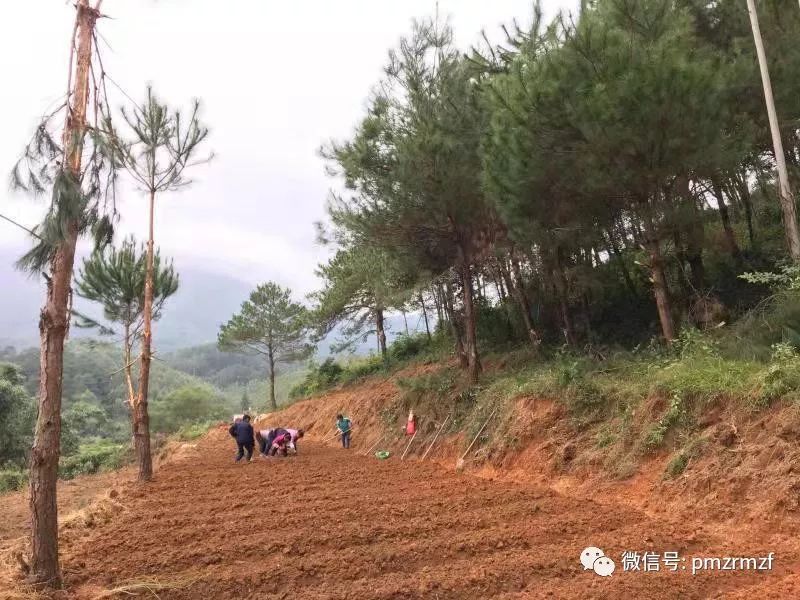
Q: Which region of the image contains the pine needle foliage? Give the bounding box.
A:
[74,236,179,337]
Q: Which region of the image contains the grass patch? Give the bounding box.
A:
[176,421,214,441]
[664,436,708,479]
[0,468,27,493]
[59,440,128,480]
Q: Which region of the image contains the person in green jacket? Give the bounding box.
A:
[335,414,352,449]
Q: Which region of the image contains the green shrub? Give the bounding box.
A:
[475,301,525,348]
[0,469,27,493]
[340,354,386,383]
[644,393,686,451]
[176,421,214,440]
[59,440,128,480]
[390,333,430,361]
[150,384,226,433]
[289,357,346,399]
[664,437,707,479]
[665,452,690,478]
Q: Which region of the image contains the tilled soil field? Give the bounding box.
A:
[58,430,799,599]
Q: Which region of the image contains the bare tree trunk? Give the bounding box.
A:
[28,1,97,587]
[606,232,637,298]
[432,285,444,325]
[746,0,800,262]
[677,177,706,295]
[711,178,742,264]
[686,217,706,294]
[459,261,481,383]
[733,170,757,249]
[376,308,387,359]
[268,348,276,410]
[418,292,432,341]
[135,189,156,482]
[552,249,576,346]
[401,309,409,335]
[504,256,540,347]
[444,280,467,368]
[646,239,676,342]
[123,322,136,408]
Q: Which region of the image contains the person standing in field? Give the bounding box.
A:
[229,414,255,463]
[335,414,352,449]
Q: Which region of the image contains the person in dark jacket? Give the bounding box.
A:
[229,414,255,462]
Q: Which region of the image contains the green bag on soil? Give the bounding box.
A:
[375,450,391,460]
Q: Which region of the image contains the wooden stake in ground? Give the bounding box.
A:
[422,414,451,460]
[456,408,497,470]
[27,0,99,587]
[401,430,419,460]
[362,436,384,456]
[325,427,350,443]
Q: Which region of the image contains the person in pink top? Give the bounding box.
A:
[284,428,304,454]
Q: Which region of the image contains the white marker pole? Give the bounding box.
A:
[401,430,419,460]
[422,413,451,460]
[457,408,498,468]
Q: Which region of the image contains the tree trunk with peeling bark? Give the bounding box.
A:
[711,178,742,264]
[28,0,97,587]
[268,347,276,410]
[418,292,432,341]
[459,261,481,383]
[134,189,156,482]
[376,308,387,359]
[646,238,676,342]
[444,281,467,368]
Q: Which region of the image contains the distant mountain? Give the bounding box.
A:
[0,246,252,352]
[0,246,428,356]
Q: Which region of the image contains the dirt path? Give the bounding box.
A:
[56,430,798,599]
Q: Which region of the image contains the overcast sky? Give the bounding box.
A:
[1,0,577,297]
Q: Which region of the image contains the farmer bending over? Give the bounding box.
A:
[285,428,305,454]
[229,414,255,463]
[335,414,352,449]
[256,428,276,456]
[268,430,293,457]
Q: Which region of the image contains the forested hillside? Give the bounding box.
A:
[294,0,800,389]
[0,340,305,491]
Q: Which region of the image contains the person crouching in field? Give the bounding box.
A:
[256,428,275,456]
[229,414,255,463]
[285,428,305,454]
[267,430,293,457]
[335,414,352,449]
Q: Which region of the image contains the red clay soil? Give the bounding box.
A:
[58,429,800,599]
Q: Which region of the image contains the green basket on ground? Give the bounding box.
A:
[374,450,391,460]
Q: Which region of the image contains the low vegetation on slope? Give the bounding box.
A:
[289,286,800,489]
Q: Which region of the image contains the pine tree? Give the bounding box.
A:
[311,244,412,359]
[10,0,115,585]
[99,87,211,481]
[325,20,497,381]
[218,283,314,410]
[74,236,178,417]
